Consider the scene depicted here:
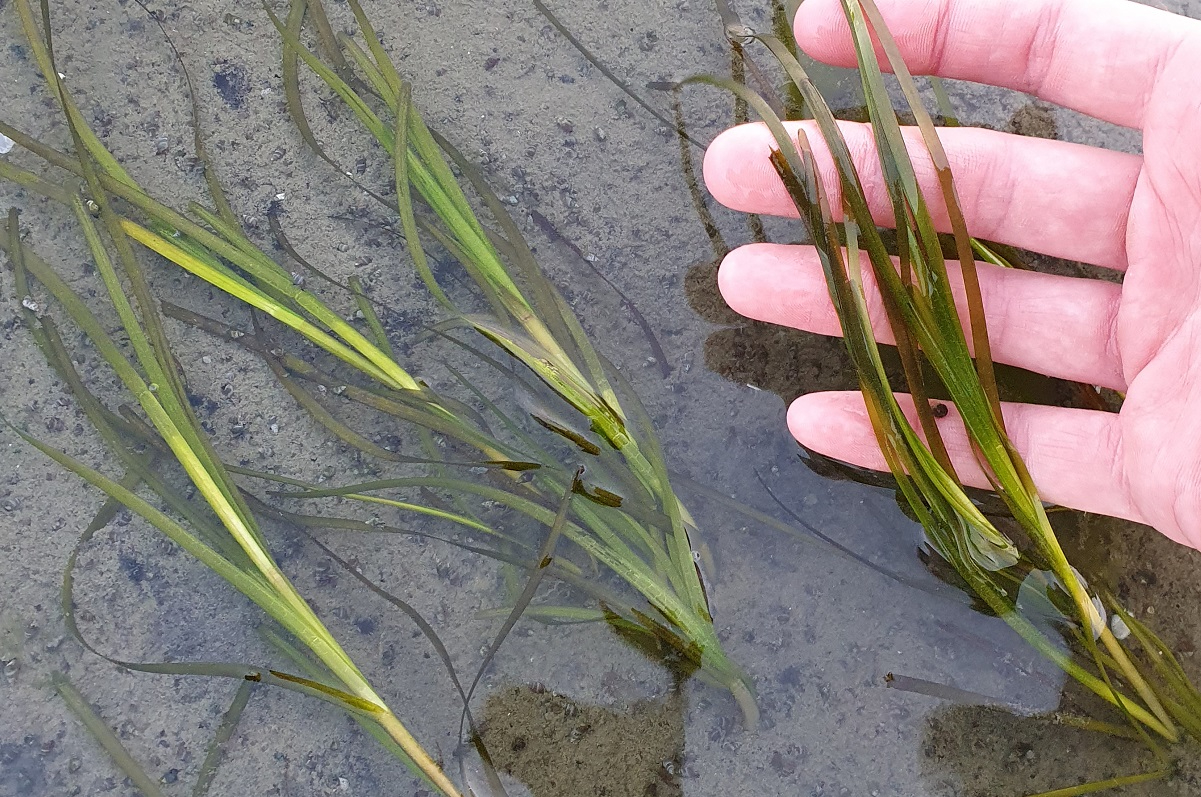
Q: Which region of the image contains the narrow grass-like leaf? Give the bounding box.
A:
[1024,770,1170,797]
[700,0,1190,746]
[462,467,581,726]
[532,0,701,148]
[191,681,255,797]
[528,207,672,378]
[391,81,453,309]
[348,275,396,359]
[258,627,436,790]
[52,673,170,797]
[4,0,749,731]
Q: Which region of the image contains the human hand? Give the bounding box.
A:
[702,0,1201,549]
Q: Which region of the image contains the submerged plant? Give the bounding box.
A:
[0,3,466,793]
[690,0,1201,790]
[0,5,753,784]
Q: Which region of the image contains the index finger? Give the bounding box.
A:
[795,0,1198,130]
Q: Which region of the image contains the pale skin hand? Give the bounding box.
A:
[702,0,1201,549]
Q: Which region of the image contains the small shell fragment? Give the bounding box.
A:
[1110,613,1132,641]
[0,132,14,155]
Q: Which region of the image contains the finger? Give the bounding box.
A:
[794,0,1198,130]
[703,120,1140,271]
[787,391,1142,527]
[719,243,1125,390]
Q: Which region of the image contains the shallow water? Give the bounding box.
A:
[3,1,1201,796]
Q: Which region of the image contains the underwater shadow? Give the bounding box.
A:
[479,683,687,797]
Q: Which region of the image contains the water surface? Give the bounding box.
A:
[1,1,1199,795]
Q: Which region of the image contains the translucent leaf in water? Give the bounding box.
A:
[1017,567,1106,640]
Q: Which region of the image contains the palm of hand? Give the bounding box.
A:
[1116,46,1201,546]
[703,0,1201,549]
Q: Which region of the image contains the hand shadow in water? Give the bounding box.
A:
[916,697,1179,796]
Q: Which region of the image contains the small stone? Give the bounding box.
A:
[0,132,13,154]
[20,296,39,312]
[593,127,607,142]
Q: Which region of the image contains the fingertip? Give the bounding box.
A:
[715,246,755,318]
[700,128,735,207]
[793,0,856,65]
[786,392,827,451]
[702,123,785,213]
[787,391,884,467]
[716,243,793,320]
[795,0,950,71]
